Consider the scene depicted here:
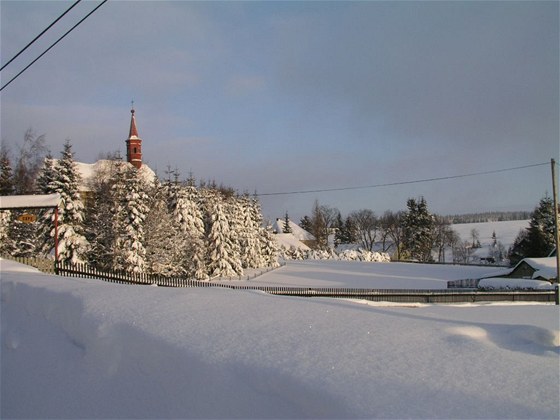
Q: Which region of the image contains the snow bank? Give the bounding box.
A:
[479,278,556,290]
[2,259,559,419]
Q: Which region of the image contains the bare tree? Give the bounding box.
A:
[383,210,405,260]
[349,209,379,251]
[13,128,48,194]
[309,200,339,250]
[470,228,480,248]
[433,216,456,262]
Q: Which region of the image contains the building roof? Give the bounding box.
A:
[0,193,61,209]
[511,257,557,280]
[272,218,315,241]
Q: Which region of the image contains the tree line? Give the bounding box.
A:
[295,194,557,266]
[0,134,278,278]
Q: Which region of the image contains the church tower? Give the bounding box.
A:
[126,105,142,169]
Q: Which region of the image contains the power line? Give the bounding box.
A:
[0,0,82,72]
[257,162,550,197]
[0,0,108,92]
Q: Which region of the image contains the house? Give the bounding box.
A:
[271,218,316,250]
[505,257,557,282]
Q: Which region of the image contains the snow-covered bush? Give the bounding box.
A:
[279,245,390,263]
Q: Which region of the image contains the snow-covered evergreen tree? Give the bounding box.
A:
[0,210,13,254]
[0,145,14,195]
[84,159,123,270]
[0,147,15,254]
[203,189,243,278]
[112,164,149,273]
[282,211,293,234]
[237,194,264,269]
[251,198,279,268]
[402,196,436,262]
[508,195,557,265]
[53,141,89,264]
[35,142,88,264]
[168,183,208,279]
[144,180,188,276]
[36,153,58,255]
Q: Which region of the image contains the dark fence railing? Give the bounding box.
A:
[53,261,559,305]
[3,257,558,305]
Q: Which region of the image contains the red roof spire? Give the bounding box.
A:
[129,104,139,139]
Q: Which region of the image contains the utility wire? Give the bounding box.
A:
[257,162,550,197]
[0,0,108,92]
[0,0,82,72]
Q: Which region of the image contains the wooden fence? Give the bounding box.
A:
[0,255,56,273]
[54,261,559,305]
[2,257,558,305]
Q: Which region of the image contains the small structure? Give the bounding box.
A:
[272,218,316,249]
[0,193,61,262]
[505,257,557,282]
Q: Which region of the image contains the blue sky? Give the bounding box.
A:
[1,1,558,222]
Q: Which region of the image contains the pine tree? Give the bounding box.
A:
[84,159,122,270]
[237,194,264,269]
[204,189,242,278]
[402,196,436,262]
[334,212,345,247]
[252,197,279,268]
[283,211,293,234]
[112,164,149,273]
[299,215,312,233]
[0,146,15,254]
[51,140,89,264]
[36,153,58,254]
[0,145,14,195]
[168,183,208,279]
[144,180,188,276]
[508,195,557,265]
[0,210,12,254]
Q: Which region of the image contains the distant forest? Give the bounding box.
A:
[447,211,531,224]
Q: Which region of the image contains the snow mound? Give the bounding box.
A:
[2,260,559,419]
[479,277,556,290]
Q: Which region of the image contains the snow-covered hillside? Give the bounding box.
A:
[2,259,558,419]
[452,219,529,251]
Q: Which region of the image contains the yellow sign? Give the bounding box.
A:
[17,213,37,224]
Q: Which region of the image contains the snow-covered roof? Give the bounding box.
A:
[272,219,315,241]
[273,233,311,251]
[0,193,61,209]
[516,257,557,280]
[74,160,156,192]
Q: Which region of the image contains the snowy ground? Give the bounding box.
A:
[1,258,558,419]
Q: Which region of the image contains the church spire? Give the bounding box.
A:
[129,106,139,139]
[126,103,142,169]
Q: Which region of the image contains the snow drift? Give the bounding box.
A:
[1,259,559,419]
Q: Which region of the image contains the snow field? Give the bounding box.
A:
[1,259,559,419]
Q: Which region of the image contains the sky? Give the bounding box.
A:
[1,0,558,222]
